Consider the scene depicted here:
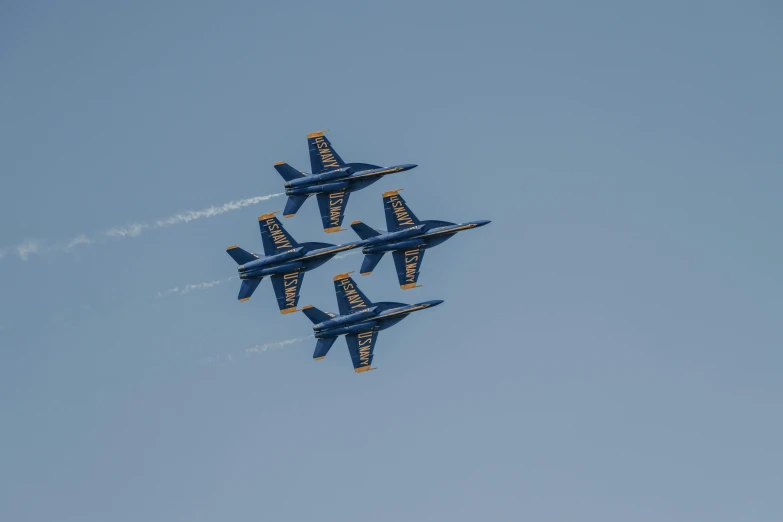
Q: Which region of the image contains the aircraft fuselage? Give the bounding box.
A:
[313,300,443,338]
[361,220,490,255]
[238,242,362,280]
[284,164,417,196]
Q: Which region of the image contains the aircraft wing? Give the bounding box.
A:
[317,191,350,233]
[270,271,305,314]
[334,273,373,315]
[307,131,346,174]
[346,330,379,373]
[258,212,299,255]
[383,190,420,231]
[392,248,425,289]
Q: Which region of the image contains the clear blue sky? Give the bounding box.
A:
[2,1,782,521]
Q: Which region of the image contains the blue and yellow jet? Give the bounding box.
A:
[350,190,491,289]
[273,131,417,233]
[226,212,361,314]
[301,272,443,373]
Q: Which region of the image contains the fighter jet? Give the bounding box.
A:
[226,212,361,314]
[350,190,491,289]
[273,131,417,233]
[301,272,443,373]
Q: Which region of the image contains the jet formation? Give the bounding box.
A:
[226,131,489,372]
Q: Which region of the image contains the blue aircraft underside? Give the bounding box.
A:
[348,191,491,288]
[273,131,417,232]
[226,213,361,313]
[301,273,443,372]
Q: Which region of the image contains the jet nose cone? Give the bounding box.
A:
[400,163,418,171]
[474,220,491,227]
[428,300,444,307]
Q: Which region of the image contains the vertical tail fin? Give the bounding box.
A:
[350,220,381,240]
[226,245,258,265]
[274,162,307,181]
[302,305,333,324]
[313,337,337,360]
[283,195,309,218]
[238,279,262,302]
[360,253,385,276]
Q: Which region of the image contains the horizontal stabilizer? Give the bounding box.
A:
[360,253,385,276]
[238,279,261,302]
[274,162,307,181]
[313,337,337,360]
[301,305,333,325]
[226,246,258,265]
[283,195,309,218]
[350,221,381,240]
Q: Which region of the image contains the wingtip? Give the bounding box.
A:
[280,307,299,315]
[259,211,280,221]
[314,356,325,361]
[302,305,313,310]
[324,226,345,233]
[306,129,328,139]
[351,220,362,225]
[354,366,377,373]
[239,297,250,302]
[274,161,286,166]
[333,271,354,281]
[400,283,418,290]
[382,188,404,198]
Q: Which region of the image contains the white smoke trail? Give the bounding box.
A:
[202,336,313,364]
[153,194,281,228]
[2,193,283,261]
[157,277,237,298]
[15,240,41,261]
[66,234,93,250]
[245,336,314,354]
[102,223,148,238]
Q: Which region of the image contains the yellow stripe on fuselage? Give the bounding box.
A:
[421,224,475,238]
[378,304,428,319]
[302,245,356,259]
[349,167,402,179]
